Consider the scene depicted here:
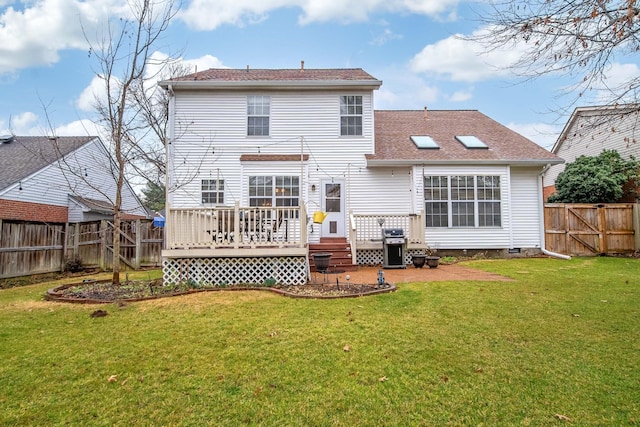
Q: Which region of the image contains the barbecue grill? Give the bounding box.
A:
[382,228,406,269]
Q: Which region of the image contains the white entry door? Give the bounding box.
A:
[321,179,345,237]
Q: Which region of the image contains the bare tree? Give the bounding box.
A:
[474,0,640,112]
[86,0,178,285]
[128,58,193,184]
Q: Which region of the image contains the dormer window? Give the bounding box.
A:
[340,95,363,136]
[248,96,270,136]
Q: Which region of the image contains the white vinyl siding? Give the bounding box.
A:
[510,167,544,248]
[169,90,375,210]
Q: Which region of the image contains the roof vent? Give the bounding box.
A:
[301,60,305,71]
[0,135,14,144]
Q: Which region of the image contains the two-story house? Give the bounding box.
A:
[160,65,562,286]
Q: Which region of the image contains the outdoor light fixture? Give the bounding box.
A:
[311,184,316,191]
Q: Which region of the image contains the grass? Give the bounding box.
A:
[1,257,639,426]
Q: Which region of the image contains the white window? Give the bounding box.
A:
[247,96,270,136]
[249,176,299,207]
[201,179,224,204]
[340,95,363,136]
[424,175,501,227]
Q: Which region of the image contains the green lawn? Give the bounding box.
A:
[1,257,639,426]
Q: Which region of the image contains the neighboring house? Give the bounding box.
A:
[0,135,149,223]
[160,65,562,285]
[544,105,640,201]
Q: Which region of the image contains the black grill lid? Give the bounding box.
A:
[382,228,404,237]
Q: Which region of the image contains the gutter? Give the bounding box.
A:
[537,164,571,260]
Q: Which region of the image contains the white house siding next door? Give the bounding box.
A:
[321,179,345,237]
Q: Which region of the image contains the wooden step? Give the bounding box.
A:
[309,238,358,272]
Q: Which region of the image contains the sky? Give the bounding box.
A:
[1,0,639,150]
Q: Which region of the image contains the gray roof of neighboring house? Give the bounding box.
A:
[69,195,114,214]
[369,110,563,166]
[0,136,96,193]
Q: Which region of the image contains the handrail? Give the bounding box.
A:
[165,204,305,249]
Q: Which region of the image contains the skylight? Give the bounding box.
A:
[455,135,488,149]
[411,135,439,149]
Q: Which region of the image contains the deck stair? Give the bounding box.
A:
[308,237,358,272]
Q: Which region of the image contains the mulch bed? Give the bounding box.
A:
[46,279,396,303]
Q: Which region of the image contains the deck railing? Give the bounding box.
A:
[348,210,426,260]
[165,203,307,250]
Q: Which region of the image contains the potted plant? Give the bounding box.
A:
[424,246,440,268]
[411,253,426,268]
[425,255,440,268]
[312,253,332,272]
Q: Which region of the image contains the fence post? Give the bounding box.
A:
[61,222,69,272]
[100,220,107,271]
[135,219,141,269]
[598,205,608,254]
[73,223,80,257]
[634,204,640,251]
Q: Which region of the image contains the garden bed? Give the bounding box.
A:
[46,279,396,303]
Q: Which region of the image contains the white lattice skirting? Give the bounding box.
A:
[163,256,308,286]
[356,249,425,266]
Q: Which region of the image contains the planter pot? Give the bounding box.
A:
[312,253,332,272]
[426,256,440,269]
[411,254,426,268]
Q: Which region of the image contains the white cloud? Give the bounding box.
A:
[179,0,459,31]
[409,27,524,83]
[54,119,101,136]
[76,76,105,112]
[448,89,472,102]
[506,122,561,150]
[0,0,123,74]
[0,111,39,134]
[596,62,640,104]
[370,28,403,46]
[375,73,439,110]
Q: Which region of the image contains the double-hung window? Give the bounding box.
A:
[201,179,224,204]
[340,95,363,136]
[247,95,270,136]
[424,175,501,227]
[249,176,299,208]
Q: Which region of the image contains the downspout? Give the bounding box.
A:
[537,165,571,260]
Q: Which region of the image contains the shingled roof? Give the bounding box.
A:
[0,136,96,192]
[369,110,563,166]
[160,67,382,91]
[168,67,379,82]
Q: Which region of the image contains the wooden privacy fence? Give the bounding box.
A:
[544,203,639,256]
[0,219,164,279]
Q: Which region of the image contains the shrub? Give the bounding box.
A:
[64,254,83,273]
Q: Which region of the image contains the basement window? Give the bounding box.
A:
[411,135,439,149]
